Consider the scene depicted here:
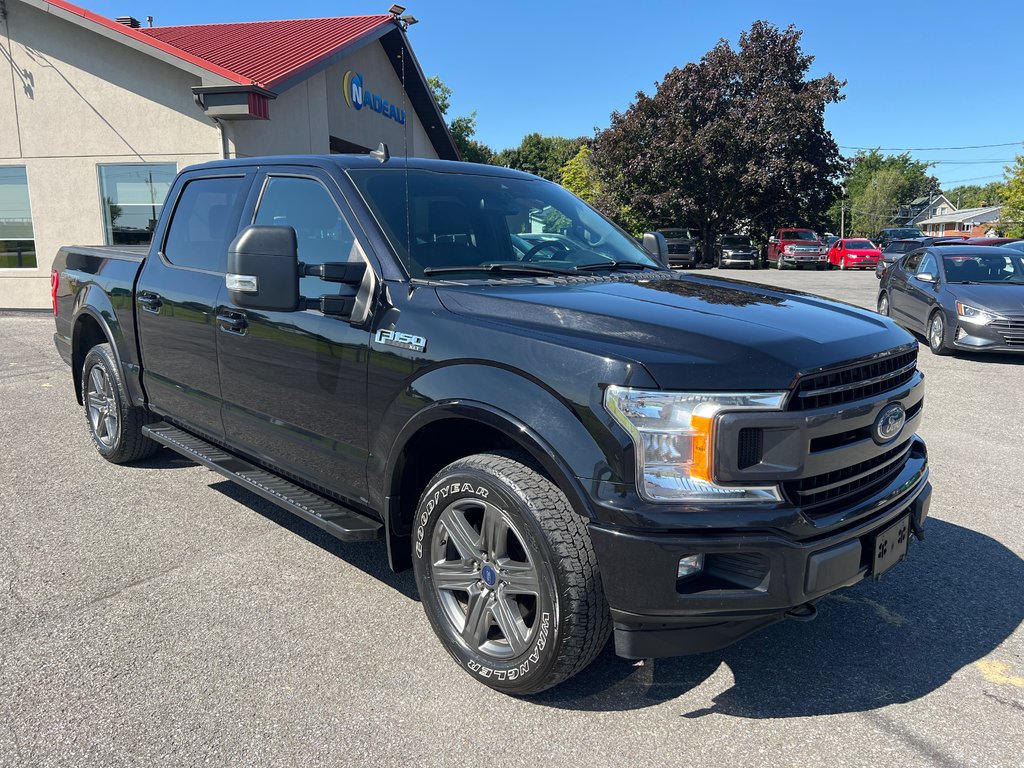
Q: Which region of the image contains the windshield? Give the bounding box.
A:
[885,240,915,253]
[781,230,818,241]
[847,239,875,250]
[349,169,661,278]
[658,229,694,239]
[721,236,752,247]
[943,254,1024,283]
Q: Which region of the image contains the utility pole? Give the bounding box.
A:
[840,200,846,239]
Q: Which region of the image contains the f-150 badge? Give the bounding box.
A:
[375,329,427,353]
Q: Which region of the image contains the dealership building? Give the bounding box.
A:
[0,0,457,307]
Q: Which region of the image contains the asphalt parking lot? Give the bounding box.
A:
[2,268,1022,767]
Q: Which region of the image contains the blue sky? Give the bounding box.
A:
[88,0,1024,189]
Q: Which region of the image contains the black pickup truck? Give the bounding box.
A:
[52,155,931,695]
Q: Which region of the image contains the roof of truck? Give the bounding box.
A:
[186,155,541,180]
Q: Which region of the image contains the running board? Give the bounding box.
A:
[142,422,383,542]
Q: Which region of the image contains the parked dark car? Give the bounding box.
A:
[877,239,922,279]
[715,234,758,268]
[875,228,923,249]
[657,228,704,268]
[878,245,1024,354]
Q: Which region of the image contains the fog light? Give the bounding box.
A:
[956,326,967,341]
[677,554,705,579]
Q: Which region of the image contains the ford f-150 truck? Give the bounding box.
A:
[766,228,829,269]
[52,155,931,695]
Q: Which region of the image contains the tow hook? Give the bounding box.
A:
[785,603,817,622]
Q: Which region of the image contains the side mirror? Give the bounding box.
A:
[226,226,300,311]
[642,231,669,266]
[916,272,936,284]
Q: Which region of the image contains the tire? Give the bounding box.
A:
[81,343,160,463]
[412,451,610,695]
[877,292,890,317]
[927,311,951,356]
[840,256,847,271]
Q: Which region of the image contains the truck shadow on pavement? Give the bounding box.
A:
[533,518,1023,716]
[208,479,420,600]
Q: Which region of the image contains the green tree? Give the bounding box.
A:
[1001,154,1024,237]
[494,134,584,183]
[427,75,495,164]
[832,149,939,234]
[559,145,600,204]
[941,181,1005,210]
[851,168,904,235]
[592,22,846,251]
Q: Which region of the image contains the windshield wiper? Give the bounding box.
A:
[422,263,577,277]
[574,261,661,272]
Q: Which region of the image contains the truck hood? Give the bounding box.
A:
[436,273,914,390]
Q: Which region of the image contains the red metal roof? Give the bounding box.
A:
[38,1,394,90]
[141,16,394,89]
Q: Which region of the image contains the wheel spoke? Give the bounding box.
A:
[499,560,540,595]
[104,414,117,440]
[432,560,479,592]
[89,367,104,395]
[461,586,491,647]
[441,511,482,560]
[481,505,509,560]
[491,595,529,655]
[86,392,106,409]
[88,406,102,433]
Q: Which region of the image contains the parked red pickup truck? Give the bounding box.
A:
[766,228,828,270]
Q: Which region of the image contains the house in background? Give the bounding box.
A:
[906,194,956,229]
[915,205,1004,237]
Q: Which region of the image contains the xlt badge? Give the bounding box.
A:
[375,329,427,353]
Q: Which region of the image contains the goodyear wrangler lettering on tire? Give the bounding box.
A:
[411,451,611,695]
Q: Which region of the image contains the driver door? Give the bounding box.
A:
[902,252,941,331]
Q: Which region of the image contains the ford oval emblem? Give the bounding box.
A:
[873,402,906,444]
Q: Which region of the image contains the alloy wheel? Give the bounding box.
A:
[85,365,119,447]
[430,498,542,660]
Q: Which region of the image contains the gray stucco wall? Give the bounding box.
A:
[0,0,221,307]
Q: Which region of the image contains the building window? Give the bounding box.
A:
[0,166,36,269]
[98,164,177,246]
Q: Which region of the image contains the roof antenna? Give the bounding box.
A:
[370,142,390,164]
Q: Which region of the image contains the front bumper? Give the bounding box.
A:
[780,253,827,265]
[588,452,931,659]
[720,253,757,267]
[951,319,1024,353]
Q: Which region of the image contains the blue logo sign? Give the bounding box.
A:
[343,70,405,125]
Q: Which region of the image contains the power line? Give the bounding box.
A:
[939,173,1005,185]
[840,141,1023,151]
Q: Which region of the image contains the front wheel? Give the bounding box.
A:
[928,311,951,355]
[877,292,890,317]
[81,343,160,463]
[412,451,611,695]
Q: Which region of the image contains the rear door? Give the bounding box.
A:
[888,249,925,326]
[215,167,377,504]
[135,169,254,440]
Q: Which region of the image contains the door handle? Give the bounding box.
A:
[216,312,248,335]
[138,293,162,313]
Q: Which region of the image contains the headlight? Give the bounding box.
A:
[956,301,1002,325]
[782,245,795,254]
[604,387,786,504]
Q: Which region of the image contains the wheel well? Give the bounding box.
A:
[72,314,108,404]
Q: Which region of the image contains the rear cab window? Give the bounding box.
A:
[162,175,249,272]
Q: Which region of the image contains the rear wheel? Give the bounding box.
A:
[412,451,610,695]
[81,343,160,463]
[927,311,951,355]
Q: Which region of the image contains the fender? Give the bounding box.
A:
[373,363,644,571]
[69,291,136,406]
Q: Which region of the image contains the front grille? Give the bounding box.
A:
[791,348,918,411]
[783,440,913,518]
[667,243,691,254]
[989,315,1024,330]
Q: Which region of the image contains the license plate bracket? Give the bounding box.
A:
[872,515,910,580]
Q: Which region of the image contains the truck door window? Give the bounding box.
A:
[254,176,359,296]
[163,176,247,272]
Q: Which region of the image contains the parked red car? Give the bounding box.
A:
[828,238,881,270]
